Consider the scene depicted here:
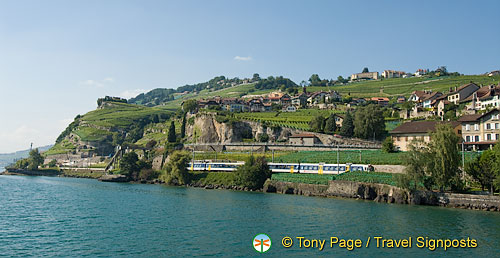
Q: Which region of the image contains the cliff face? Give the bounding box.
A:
[184,112,380,147]
[185,113,300,143]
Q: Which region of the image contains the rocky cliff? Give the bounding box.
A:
[184,112,380,147]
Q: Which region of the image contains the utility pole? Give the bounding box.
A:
[462,141,466,186]
[192,149,195,168]
[337,145,340,174]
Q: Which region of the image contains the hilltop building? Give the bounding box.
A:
[382,70,406,79]
[351,72,379,81]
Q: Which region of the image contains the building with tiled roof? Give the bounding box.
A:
[390,120,461,151]
[458,109,500,150]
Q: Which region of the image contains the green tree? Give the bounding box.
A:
[258,133,269,142]
[309,115,325,133]
[492,143,500,191]
[48,159,57,168]
[180,113,187,139]
[308,74,321,86]
[396,143,432,190]
[236,155,272,190]
[162,151,191,185]
[182,99,198,113]
[339,111,354,137]
[467,150,497,193]
[120,152,140,178]
[252,73,260,81]
[427,124,462,191]
[382,137,395,153]
[27,148,44,171]
[353,105,385,140]
[167,121,176,143]
[337,76,347,84]
[397,124,462,191]
[324,114,337,134]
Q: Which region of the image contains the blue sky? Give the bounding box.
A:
[0,0,499,153]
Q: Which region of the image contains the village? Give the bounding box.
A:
[189,68,500,153]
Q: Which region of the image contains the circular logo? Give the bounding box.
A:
[253,233,272,253]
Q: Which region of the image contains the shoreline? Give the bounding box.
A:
[2,171,499,212]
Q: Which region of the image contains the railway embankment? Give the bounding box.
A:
[263,180,500,212]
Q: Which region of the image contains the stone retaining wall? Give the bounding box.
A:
[264,180,500,212]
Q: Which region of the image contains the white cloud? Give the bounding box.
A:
[119,89,147,99]
[234,56,252,61]
[79,77,115,88]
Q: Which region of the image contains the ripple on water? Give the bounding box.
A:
[0,175,499,257]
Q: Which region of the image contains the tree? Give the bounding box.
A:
[339,111,354,137]
[236,155,272,190]
[362,67,369,73]
[396,143,432,190]
[258,133,269,142]
[324,114,337,134]
[48,159,57,168]
[146,140,157,149]
[120,152,140,178]
[308,74,321,86]
[252,73,260,81]
[397,124,461,191]
[337,76,348,84]
[180,113,186,139]
[167,121,176,143]
[183,99,198,113]
[492,143,500,191]
[427,124,462,191]
[353,105,386,140]
[382,137,395,153]
[309,115,325,133]
[162,151,191,185]
[466,150,496,193]
[27,148,44,171]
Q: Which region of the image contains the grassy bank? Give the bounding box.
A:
[61,169,105,179]
[271,171,396,186]
[189,172,238,186]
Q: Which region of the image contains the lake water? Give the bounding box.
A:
[0,175,499,257]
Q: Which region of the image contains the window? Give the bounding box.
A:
[496,123,499,129]
[475,135,480,142]
[486,123,491,130]
[496,134,499,140]
[465,124,470,131]
[487,134,492,141]
[466,136,471,142]
[474,124,479,131]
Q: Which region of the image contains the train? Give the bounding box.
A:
[188,160,372,174]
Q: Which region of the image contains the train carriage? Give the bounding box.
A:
[188,161,370,174]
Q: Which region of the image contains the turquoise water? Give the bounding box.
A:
[0,175,499,257]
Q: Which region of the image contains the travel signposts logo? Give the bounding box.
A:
[253,233,272,253]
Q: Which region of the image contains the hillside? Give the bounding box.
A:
[0,145,52,169]
[309,75,500,98]
[43,73,500,158]
[45,102,173,156]
[131,75,500,110]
